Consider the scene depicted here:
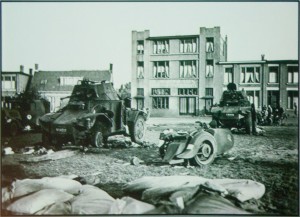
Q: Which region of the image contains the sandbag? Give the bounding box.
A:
[71,185,115,214]
[6,189,74,214]
[2,187,12,203]
[212,179,265,202]
[123,176,208,193]
[185,192,251,214]
[10,177,82,198]
[108,196,155,214]
[124,176,265,203]
[34,202,72,215]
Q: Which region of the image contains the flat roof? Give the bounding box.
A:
[147,35,199,40]
[218,60,298,65]
[1,71,31,76]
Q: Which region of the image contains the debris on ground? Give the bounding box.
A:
[107,135,133,148]
[2,147,14,155]
[130,156,144,166]
[20,150,78,163]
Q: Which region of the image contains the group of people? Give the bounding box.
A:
[257,104,286,126]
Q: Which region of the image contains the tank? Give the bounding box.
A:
[210,83,253,134]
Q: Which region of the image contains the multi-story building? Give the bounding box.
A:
[131,27,298,117]
[218,57,298,113]
[30,64,113,112]
[131,27,228,117]
[1,65,32,98]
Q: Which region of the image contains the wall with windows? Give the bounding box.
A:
[1,72,30,97]
[219,61,298,111]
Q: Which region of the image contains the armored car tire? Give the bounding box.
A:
[191,132,217,166]
[91,122,111,148]
[128,115,146,145]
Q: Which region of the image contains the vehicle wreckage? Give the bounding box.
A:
[158,121,234,166]
[39,79,149,148]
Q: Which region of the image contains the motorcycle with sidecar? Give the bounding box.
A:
[158,122,234,166]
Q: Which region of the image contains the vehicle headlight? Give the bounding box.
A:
[27,114,32,120]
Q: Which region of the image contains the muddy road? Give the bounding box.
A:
[1,120,299,215]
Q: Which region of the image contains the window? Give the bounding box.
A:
[220,38,225,56]
[151,88,170,95]
[40,80,47,84]
[246,90,260,107]
[205,88,213,96]
[137,88,144,96]
[269,66,279,83]
[2,76,16,89]
[60,77,83,86]
[137,61,144,79]
[153,97,169,109]
[288,66,298,83]
[287,91,298,109]
[180,38,197,53]
[153,61,169,78]
[224,67,233,84]
[152,88,170,109]
[206,60,214,78]
[178,88,197,95]
[137,40,144,54]
[179,60,197,78]
[206,37,214,52]
[153,40,169,54]
[240,66,260,83]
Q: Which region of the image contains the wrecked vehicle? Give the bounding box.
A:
[210,83,253,134]
[158,122,234,166]
[39,79,149,148]
[1,99,50,136]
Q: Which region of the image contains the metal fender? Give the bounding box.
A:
[94,113,113,127]
[177,131,217,159]
[126,109,146,124]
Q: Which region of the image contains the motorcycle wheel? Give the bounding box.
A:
[191,132,217,166]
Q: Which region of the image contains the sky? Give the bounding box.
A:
[2,2,298,89]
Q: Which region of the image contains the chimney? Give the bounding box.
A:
[35,64,39,71]
[261,54,265,61]
[29,68,33,75]
[109,63,113,72]
[20,65,24,73]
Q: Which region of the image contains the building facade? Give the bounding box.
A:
[218,58,298,113]
[131,27,298,117]
[1,65,32,98]
[131,27,228,117]
[30,65,112,112]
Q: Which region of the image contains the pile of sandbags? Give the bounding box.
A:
[2,176,155,215]
[123,176,266,214]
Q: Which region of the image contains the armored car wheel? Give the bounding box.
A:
[191,132,217,166]
[129,115,146,144]
[92,131,104,148]
[91,122,110,148]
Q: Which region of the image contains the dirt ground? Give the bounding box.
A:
[1,118,299,215]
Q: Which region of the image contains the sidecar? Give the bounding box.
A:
[158,126,234,166]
